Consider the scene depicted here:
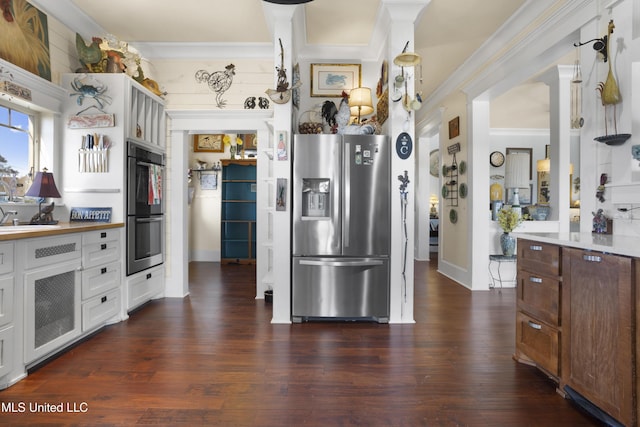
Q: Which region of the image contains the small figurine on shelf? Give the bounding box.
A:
[592,208,611,234]
[596,173,607,202]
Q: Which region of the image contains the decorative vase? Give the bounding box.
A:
[500,232,516,256]
[230,145,236,159]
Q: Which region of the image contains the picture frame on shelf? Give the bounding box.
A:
[194,134,224,152]
[310,63,361,97]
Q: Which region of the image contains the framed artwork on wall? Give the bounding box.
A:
[448,116,460,139]
[310,63,361,97]
[194,134,224,152]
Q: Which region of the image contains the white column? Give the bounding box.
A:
[383,0,430,323]
[539,65,573,232]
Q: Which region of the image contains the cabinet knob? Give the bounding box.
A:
[529,277,543,284]
[101,243,107,250]
[100,232,107,238]
[583,254,602,263]
[529,245,542,251]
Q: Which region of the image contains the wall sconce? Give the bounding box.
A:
[348,87,374,123]
[504,153,530,215]
[574,35,608,62]
[25,168,61,224]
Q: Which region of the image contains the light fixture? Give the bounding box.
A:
[348,87,374,123]
[25,168,61,225]
[504,153,530,215]
[263,0,313,4]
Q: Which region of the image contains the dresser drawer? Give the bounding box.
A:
[82,288,120,332]
[82,229,120,246]
[81,261,121,300]
[517,240,561,277]
[517,270,560,327]
[82,239,120,269]
[0,276,14,328]
[516,311,559,377]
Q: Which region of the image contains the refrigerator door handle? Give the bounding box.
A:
[299,258,384,267]
[343,141,350,248]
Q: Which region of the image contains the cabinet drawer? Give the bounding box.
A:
[82,288,120,332]
[81,261,121,300]
[24,234,82,269]
[0,242,13,275]
[0,276,14,328]
[127,267,163,311]
[82,239,120,269]
[517,270,560,327]
[517,240,561,277]
[0,326,14,378]
[516,311,559,377]
[82,229,120,246]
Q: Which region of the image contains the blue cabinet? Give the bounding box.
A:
[221,160,256,263]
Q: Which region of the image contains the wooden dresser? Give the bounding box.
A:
[515,234,639,427]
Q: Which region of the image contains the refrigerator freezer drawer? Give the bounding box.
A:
[292,257,389,323]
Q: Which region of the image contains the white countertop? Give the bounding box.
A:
[513,232,640,258]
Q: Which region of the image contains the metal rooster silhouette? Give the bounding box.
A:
[195,64,236,108]
[596,20,621,135]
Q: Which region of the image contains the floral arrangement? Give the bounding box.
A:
[223,135,243,158]
[497,207,527,233]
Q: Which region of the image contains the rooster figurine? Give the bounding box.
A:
[195,64,236,108]
[75,33,104,73]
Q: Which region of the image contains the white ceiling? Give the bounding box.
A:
[64,0,527,100]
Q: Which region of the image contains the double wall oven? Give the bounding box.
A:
[127,140,164,276]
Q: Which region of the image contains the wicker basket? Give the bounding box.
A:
[298,110,323,134]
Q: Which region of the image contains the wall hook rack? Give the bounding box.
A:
[574,36,608,62]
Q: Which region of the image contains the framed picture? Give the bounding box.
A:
[194,134,223,152]
[310,63,361,97]
[506,147,533,180]
[448,116,460,139]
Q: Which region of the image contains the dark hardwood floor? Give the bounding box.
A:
[0,259,600,426]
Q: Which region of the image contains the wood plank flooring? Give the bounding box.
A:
[0,260,600,426]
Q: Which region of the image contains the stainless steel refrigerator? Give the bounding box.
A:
[292,134,390,323]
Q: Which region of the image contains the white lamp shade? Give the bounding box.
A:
[348,87,374,117]
[537,158,550,172]
[504,153,530,189]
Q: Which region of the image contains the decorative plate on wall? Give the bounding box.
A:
[441,185,449,198]
[429,149,439,177]
[442,164,449,176]
[459,160,467,175]
[459,182,468,198]
[449,208,458,223]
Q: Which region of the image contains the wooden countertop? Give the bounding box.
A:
[514,232,640,258]
[0,222,124,241]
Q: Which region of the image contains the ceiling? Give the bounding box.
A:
[65,0,527,100]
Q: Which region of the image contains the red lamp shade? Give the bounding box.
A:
[25,169,61,199]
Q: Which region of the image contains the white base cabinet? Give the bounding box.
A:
[127,265,164,312]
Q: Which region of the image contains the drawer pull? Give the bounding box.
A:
[101,243,107,250]
[100,232,107,238]
[101,267,107,274]
[101,296,107,303]
[146,273,152,280]
[529,277,543,284]
[529,245,542,251]
[583,255,602,263]
[527,320,542,330]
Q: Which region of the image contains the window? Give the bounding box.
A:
[0,101,37,201]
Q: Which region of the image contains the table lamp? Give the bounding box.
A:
[504,153,529,215]
[25,168,61,224]
[348,87,374,124]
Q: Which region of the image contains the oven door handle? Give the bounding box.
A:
[136,217,163,223]
[136,161,164,168]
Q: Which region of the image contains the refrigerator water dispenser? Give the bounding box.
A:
[301,178,330,218]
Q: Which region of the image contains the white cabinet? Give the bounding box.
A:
[61,73,166,222]
[23,235,82,364]
[0,242,14,381]
[127,265,163,311]
[81,229,122,332]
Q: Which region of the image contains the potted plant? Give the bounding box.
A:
[497,207,527,256]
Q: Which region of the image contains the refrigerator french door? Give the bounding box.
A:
[292,134,390,323]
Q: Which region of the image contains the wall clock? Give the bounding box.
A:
[490,151,505,167]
